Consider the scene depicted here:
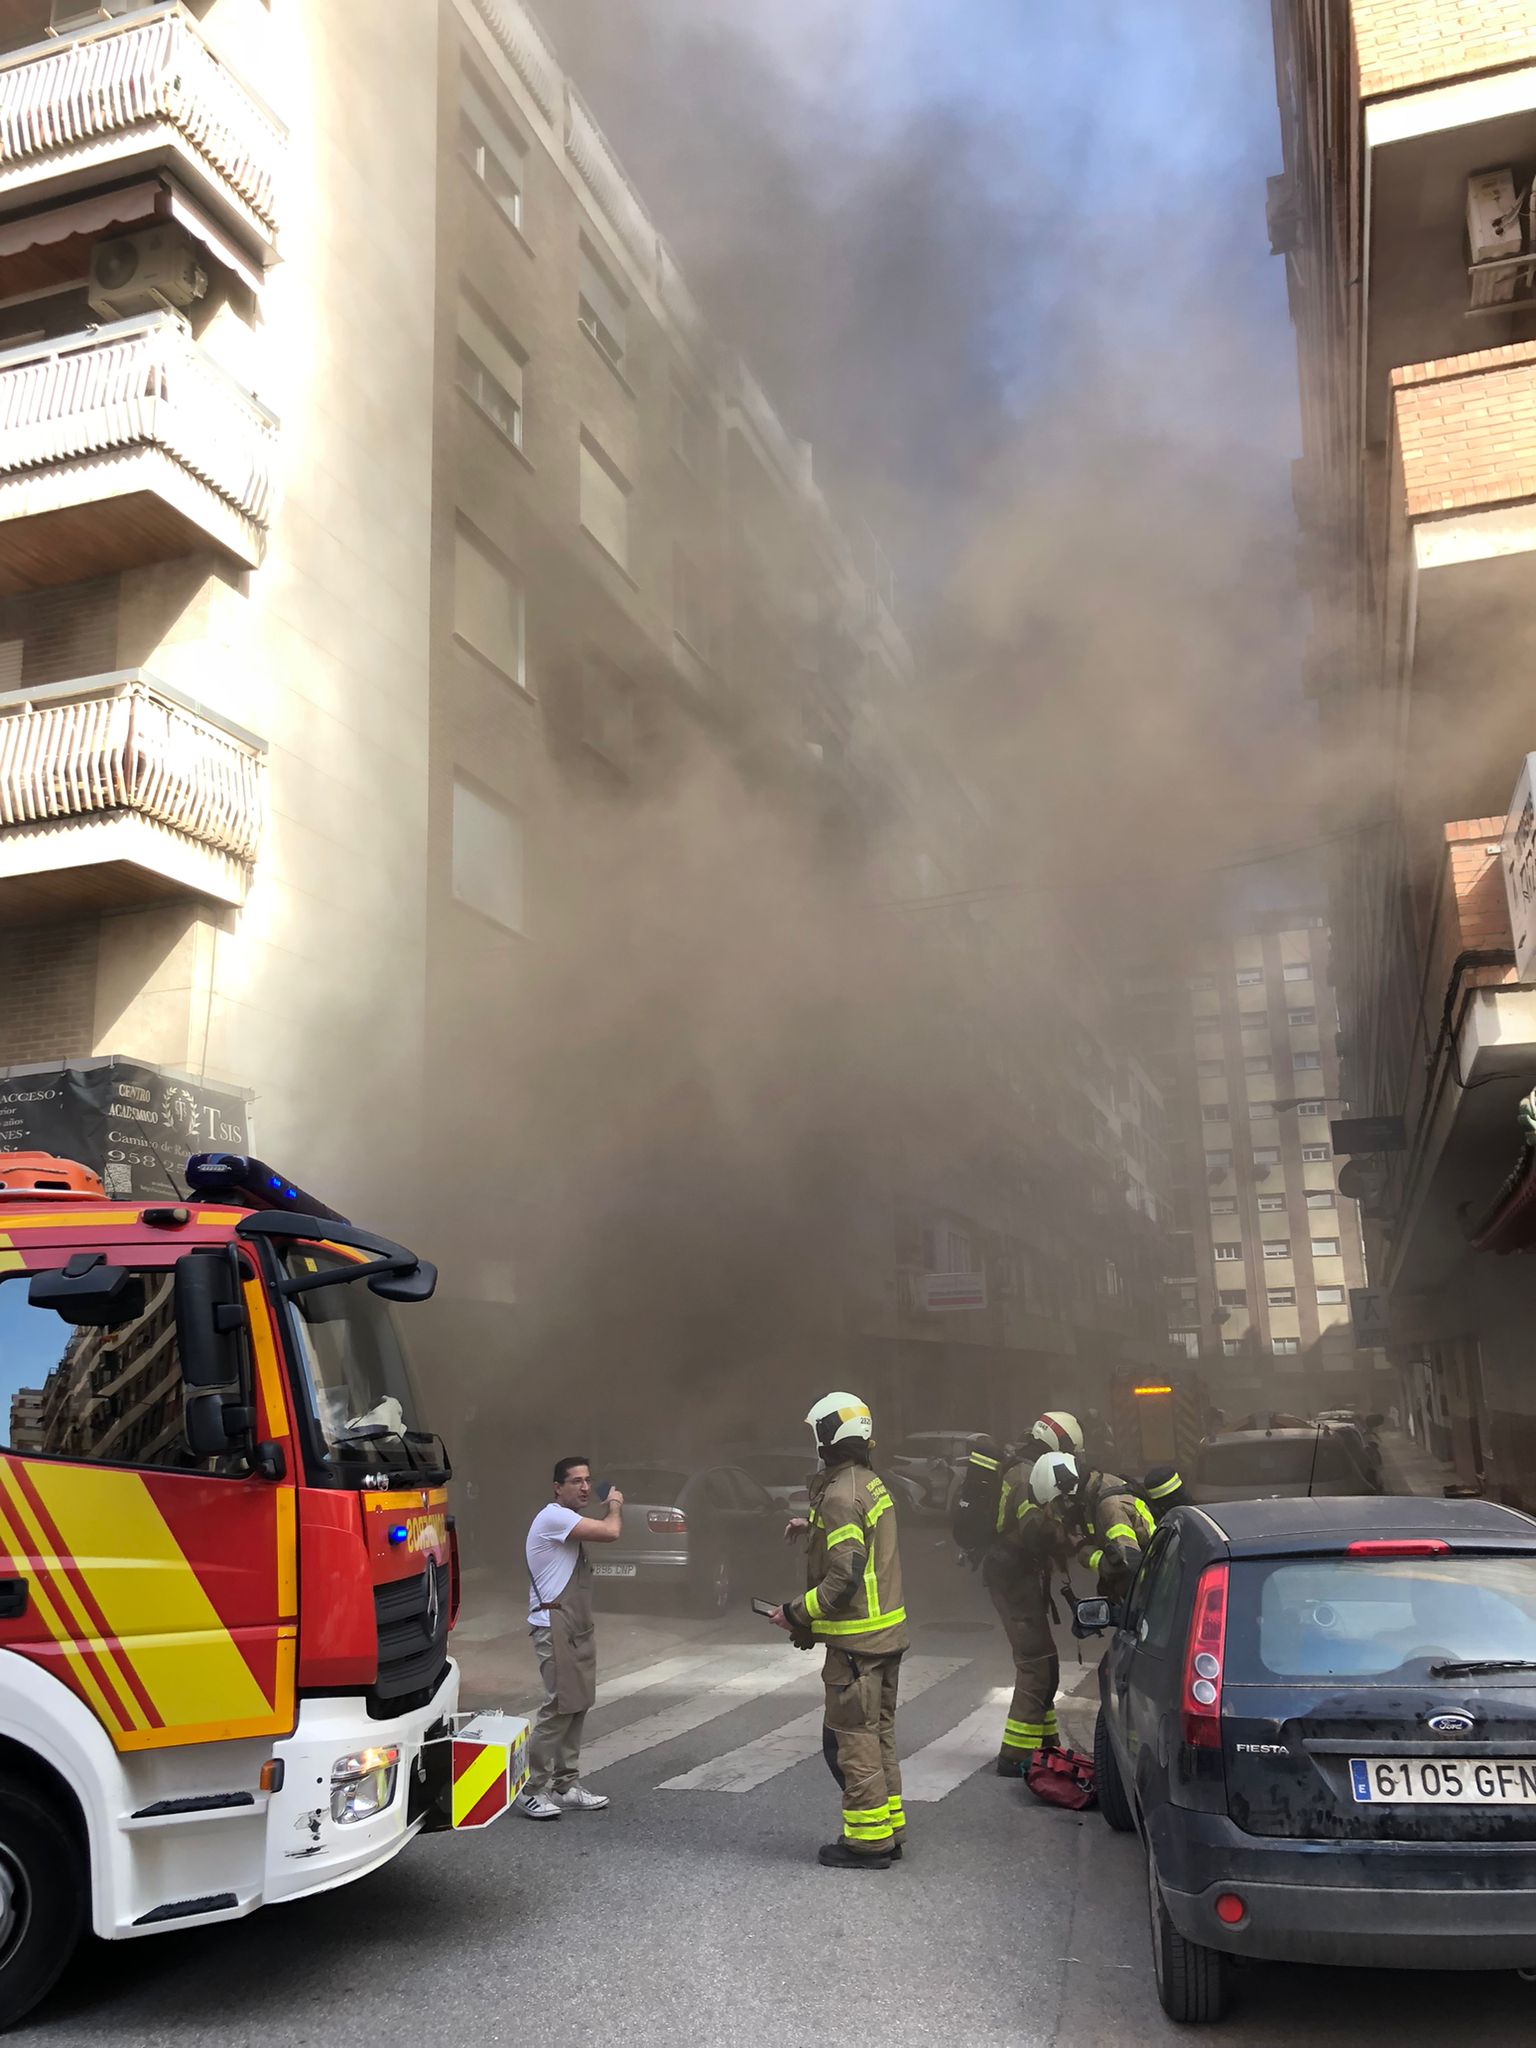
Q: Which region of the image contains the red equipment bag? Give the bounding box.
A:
[1025,1746,1096,1810]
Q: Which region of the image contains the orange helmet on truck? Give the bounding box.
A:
[0,1149,527,2028]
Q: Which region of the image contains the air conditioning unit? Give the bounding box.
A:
[1467,168,1521,308]
[89,229,208,321]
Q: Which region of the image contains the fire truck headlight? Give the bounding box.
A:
[330,1745,400,1824]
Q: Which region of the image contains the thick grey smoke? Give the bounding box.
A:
[427,0,1330,1510]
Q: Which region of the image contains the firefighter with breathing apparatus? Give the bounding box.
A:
[771,1393,908,1868]
[1030,1450,1155,1602]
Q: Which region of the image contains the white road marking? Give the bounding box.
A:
[596,1648,757,1707]
[899,1687,1013,1803]
[659,1655,969,1793]
[582,1648,815,1775]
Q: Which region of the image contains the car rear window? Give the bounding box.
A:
[1196,1436,1356,1487]
[605,1467,688,1504]
[1239,1555,1536,1680]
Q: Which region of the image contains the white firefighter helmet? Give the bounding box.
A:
[1030,1451,1079,1506]
[806,1392,874,1459]
[1029,1409,1084,1456]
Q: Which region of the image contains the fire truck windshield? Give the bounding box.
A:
[278,1247,442,1480]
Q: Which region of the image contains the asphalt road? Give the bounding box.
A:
[28,1530,1536,2045]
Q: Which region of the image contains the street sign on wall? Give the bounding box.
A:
[921,1269,988,1311]
[1502,753,1536,983]
[1349,1287,1391,1344]
[1330,1115,1406,1155]
[0,1059,249,1199]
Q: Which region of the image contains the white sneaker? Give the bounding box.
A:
[556,1783,609,1812]
[514,1789,562,1821]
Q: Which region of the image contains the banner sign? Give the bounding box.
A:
[0,1060,248,1199]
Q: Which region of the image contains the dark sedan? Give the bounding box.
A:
[589,1461,787,1616]
[1084,1495,1536,2022]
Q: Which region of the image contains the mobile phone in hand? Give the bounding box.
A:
[751,1597,778,1618]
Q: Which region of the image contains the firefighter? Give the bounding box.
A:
[1142,1462,1188,1523]
[1031,1452,1154,1601]
[985,1442,1063,1775]
[1025,1409,1083,1459]
[772,1392,908,1869]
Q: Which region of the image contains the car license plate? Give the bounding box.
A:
[591,1564,636,1579]
[1350,1757,1536,1805]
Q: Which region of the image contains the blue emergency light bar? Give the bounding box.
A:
[185,1153,350,1225]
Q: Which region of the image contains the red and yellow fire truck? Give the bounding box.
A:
[0,1149,528,2028]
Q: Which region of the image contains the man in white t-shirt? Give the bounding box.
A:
[515,1455,625,1820]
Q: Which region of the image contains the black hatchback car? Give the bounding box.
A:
[1083,1495,1536,2023]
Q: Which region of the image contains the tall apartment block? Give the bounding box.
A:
[1270,0,1536,1495]
[1133,909,1378,1414]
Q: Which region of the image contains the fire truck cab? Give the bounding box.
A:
[0,1150,527,2029]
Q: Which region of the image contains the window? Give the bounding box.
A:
[672,381,709,473]
[453,524,525,687]
[1294,1100,1325,1116]
[578,239,628,372]
[1272,1337,1300,1355]
[1201,1103,1229,1122]
[1205,1152,1231,1172]
[1214,1244,1243,1261]
[1140,1530,1185,1652]
[1197,1060,1226,1078]
[1316,1286,1346,1305]
[1258,1194,1286,1213]
[1253,1148,1280,1168]
[579,430,630,568]
[1306,1192,1335,1210]
[1249,1102,1275,1120]
[673,547,712,661]
[1209,1198,1237,1214]
[1283,963,1311,982]
[1235,968,1263,986]
[1263,1240,1291,1259]
[922,1224,974,1274]
[1169,1329,1200,1359]
[1245,1056,1272,1075]
[1267,1288,1296,1307]
[452,775,524,933]
[1303,1145,1331,1162]
[1221,1338,1245,1356]
[0,1268,221,1472]
[458,66,525,230]
[1187,975,1216,993]
[1218,1287,1247,1306]
[457,295,524,448]
[1294,1051,1322,1070]
[1254,1555,1536,1681]
[1310,1238,1340,1258]
[1288,1008,1315,1026]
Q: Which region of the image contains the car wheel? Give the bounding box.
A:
[1148,1848,1228,2024]
[1094,1709,1135,1834]
[697,1553,732,1617]
[0,1775,85,2032]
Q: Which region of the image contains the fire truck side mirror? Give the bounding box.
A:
[175,1251,254,1460]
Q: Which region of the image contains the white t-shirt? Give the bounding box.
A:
[526,1503,583,1626]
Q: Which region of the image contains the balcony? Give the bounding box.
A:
[0,669,263,920]
[0,4,283,253]
[0,314,277,593]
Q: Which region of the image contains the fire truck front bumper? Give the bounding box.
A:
[264,1661,527,1905]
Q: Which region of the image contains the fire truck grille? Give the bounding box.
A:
[370,1563,451,1717]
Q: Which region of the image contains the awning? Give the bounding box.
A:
[0,177,265,297]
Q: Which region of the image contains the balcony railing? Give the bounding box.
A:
[0,4,283,240]
[0,672,263,866]
[0,314,277,580]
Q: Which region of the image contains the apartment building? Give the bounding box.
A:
[1133,910,1380,1414]
[1270,0,1536,1496]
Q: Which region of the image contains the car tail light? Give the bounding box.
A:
[1181,1562,1229,1750]
[648,1509,687,1535]
[1345,1539,1448,1557]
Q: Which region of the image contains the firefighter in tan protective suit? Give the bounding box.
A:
[1031,1452,1154,1600]
[772,1392,908,1869]
[984,1445,1065,1774]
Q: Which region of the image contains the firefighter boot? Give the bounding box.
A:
[818,1839,893,1869]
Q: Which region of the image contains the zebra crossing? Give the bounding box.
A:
[571,1637,1088,1804]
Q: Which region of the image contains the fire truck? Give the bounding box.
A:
[0,1149,528,2028]
[1107,1366,1212,1481]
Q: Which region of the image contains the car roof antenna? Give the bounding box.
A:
[1305,1420,1323,1499]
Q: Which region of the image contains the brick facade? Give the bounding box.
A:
[1352,0,1536,99]
[1392,343,1536,516]
[0,923,98,1064]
